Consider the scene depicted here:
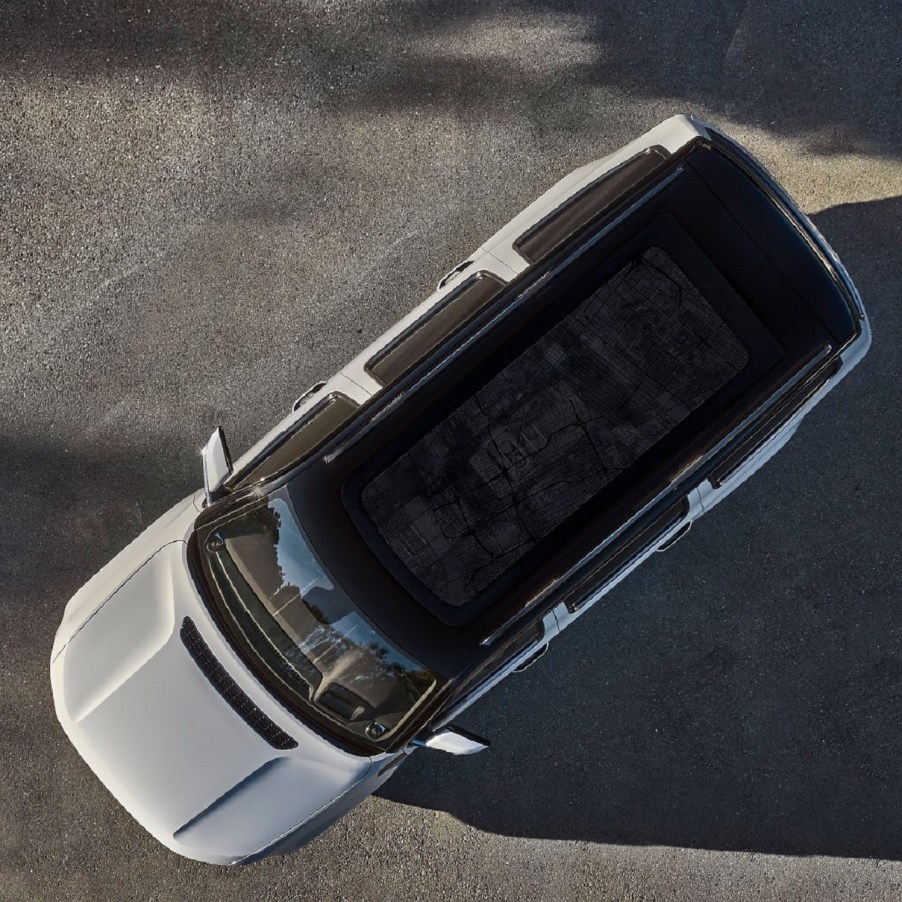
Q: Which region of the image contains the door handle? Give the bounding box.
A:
[292,380,327,412]
[656,519,692,552]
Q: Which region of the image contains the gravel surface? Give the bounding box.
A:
[1,1,900,900]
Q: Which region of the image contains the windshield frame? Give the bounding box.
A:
[189,490,449,756]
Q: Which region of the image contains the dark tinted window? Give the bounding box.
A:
[514,147,669,263]
[233,394,357,489]
[360,248,748,610]
[365,272,505,386]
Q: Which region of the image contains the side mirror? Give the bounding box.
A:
[412,725,490,756]
[202,426,233,505]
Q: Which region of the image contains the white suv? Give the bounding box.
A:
[51,116,870,865]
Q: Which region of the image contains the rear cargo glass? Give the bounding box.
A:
[360,247,749,609]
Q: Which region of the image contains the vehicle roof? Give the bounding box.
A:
[199,137,858,681]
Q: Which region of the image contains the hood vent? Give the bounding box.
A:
[180,618,298,751]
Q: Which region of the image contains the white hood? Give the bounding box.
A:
[51,539,374,865]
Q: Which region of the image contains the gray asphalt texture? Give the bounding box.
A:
[1,1,901,900]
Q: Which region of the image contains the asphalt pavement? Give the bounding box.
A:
[1,1,901,900]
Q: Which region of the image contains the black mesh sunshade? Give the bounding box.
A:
[361,247,749,609]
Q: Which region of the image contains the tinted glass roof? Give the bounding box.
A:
[360,247,749,612]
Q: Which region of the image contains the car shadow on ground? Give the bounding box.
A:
[378,195,902,859]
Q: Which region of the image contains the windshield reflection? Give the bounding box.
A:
[203,491,438,747]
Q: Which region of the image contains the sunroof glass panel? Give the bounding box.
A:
[361,247,749,608]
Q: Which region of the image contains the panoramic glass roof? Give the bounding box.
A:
[360,247,749,610]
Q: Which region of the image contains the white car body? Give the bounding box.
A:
[51,116,870,864]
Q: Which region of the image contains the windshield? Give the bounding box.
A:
[198,488,441,750]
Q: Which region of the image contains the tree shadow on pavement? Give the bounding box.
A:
[3,0,900,156]
[379,196,902,859]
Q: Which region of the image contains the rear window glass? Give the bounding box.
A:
[359,247,749,609]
